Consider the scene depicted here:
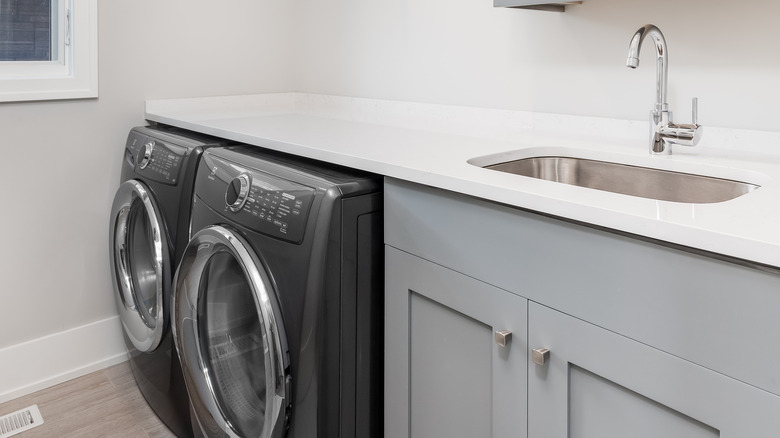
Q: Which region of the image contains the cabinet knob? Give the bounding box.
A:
[532,348,550,366]
[495,330,512,347]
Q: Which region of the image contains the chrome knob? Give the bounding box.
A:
[137,140,154,169]
[225,173,251,212]
[532,348,550,366]
[495,330,512,347]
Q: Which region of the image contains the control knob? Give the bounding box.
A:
[137,140,155,169]
[226,174,251,212]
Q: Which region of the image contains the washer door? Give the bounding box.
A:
[109,180,170,353]
[173,225,290,438]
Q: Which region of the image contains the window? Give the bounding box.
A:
[0,0,54,62]
[0,0,97,102]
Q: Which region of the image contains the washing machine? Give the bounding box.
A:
[172,146,383,438]
[109,125,226,437]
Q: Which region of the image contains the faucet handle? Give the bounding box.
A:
[658,97,703,149]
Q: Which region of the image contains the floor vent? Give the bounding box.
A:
[0,405,44,437]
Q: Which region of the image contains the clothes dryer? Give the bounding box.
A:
[172,146,383,438]
[109,126,225,437]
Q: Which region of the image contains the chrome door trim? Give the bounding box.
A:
[173,225,289,438]
[109,180,168,352]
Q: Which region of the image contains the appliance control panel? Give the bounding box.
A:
[200,155,316,243]
[126,132,186,185]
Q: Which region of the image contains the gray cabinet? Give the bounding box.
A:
[385,246,527,438]
[384,177,780,437]
[528,302,780,438]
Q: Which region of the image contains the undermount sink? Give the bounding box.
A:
[476,156,759,204]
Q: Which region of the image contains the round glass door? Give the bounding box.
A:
[109,180,169,353]
[174,226,290,438]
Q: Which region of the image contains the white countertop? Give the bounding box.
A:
[146,93,780,269]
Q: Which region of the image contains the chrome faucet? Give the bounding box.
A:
[626,24,702,155]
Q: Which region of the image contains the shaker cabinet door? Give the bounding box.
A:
[528,302,780,438]
[385,246,528,438]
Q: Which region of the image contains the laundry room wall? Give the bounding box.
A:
[4,0,779,405]
[293,0,780,134]
[0,0,295,402]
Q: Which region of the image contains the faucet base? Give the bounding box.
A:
[649,109,703,155]
[650,110,674,155]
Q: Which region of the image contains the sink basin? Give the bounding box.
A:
[479,156,759,203]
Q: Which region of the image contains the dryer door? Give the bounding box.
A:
[109,179,170,353]
[173,225,290,438]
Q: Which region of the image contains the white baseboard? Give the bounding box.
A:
[0,316,129,404]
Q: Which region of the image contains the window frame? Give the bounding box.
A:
[0,0,98,103]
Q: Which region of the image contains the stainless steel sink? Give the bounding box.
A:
[482,156,758,203]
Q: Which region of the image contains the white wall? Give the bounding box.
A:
[294,0,780,133]
[0,0,294,385]
[3,0,779,400]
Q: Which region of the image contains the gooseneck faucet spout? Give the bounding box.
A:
[626,24,668,112]
[626,24,702,155]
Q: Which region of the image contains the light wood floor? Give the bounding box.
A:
[0,362,177,437]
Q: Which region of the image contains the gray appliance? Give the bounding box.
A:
[109,125,225,437]
[172,145,383,437]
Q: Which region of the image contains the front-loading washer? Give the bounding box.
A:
[109,125,226,437]
[172,145,383,437]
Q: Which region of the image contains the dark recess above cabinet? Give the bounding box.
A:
[494,0,582,12]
